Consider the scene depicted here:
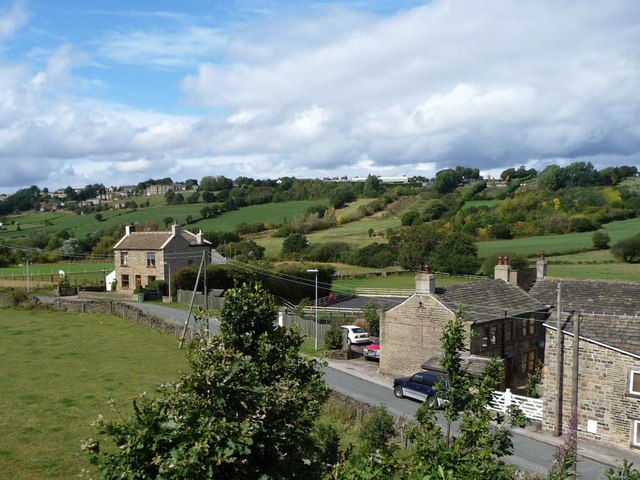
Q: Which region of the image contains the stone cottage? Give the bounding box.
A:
[530,279,640,452]
[380,257,549,389]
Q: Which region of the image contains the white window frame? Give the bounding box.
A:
[633,420,640,447]
[629,370,640,396]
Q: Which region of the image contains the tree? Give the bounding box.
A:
[404,307,525,479]
[85,282,330,479]
[187,192,199,204]
[429,231,480,274]
[397,224,440,271]
[281,233,308,257]
[201,190,216,203]
[94,213,103,222]
[611,234,640,263]
[363,301,380,336]
[363,175,383,198]
[61,238,79,259]
[164,189,176,205]
[433,169,462,194]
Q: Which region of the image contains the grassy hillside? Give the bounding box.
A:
[0,309,188,479]
[0,200,327,240]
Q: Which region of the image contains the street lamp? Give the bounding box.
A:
[164,261,172,303]
[306,268,319,351]
[23,258,30,293]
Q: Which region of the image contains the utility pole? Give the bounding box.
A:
[569,311,581,475]
[203,250,209,337]
[179,253,205,349]
[554,283,563,436]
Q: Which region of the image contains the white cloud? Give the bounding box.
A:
[0,1,28,39]
[97,26,227,68]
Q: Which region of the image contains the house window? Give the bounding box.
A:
[522,318,536,336]
[633,420,640,447]
[482,324,498,348]
[505,320,514,342]
[147,252,156,267]
[148,276,156,284]
[521,350,536,374]
[629,371,640,396]
[120,251,128,266]
[121,274,129,288]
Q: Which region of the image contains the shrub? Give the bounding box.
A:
[325,320,344,350]
[611,234,640,263]
[592,230,611,249]
[570,216,599,232]
[363,301,380,336]
[281,233,309,257]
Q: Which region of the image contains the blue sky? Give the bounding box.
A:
[0,0,639,193]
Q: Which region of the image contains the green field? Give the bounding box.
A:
[333,273,476,291]
[256,215,401,259]
[0,262,112,277]
[0,200,327,241]
[477,216,640,258]
[0,308,188,479]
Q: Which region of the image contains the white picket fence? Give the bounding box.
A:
[487,388,543,421]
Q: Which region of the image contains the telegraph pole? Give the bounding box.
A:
[554,283,563,436]
[570,311,581,475]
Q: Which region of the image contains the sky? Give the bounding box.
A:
[0,0,639,194]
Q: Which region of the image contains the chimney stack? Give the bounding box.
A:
[494,255,511,282]
[125,224,133,236]
[171,223,181,236]
[196,230,203,244]
[536,251,547,282]
[415,264,436,294]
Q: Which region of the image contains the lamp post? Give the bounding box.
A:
[306,269,319,351]
[164,261,172,303]
[23,258,30,293]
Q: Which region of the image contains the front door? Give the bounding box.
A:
[135,275,142,288]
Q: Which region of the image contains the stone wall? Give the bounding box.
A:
[542,321,640,451]
[380,294,457,378]
[53,299,194,341]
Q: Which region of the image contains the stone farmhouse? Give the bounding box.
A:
[112,224,222,294]
[530,279,640,452]
[380,257,550,390]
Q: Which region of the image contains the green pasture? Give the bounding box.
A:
[333,273,477,291]
[546,261,640,282]
[478,217,640,259]
[0,308,188,479]
[255,213,400,259]
[0,200,327,241]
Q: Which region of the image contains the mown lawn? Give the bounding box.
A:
[0,309,188,479]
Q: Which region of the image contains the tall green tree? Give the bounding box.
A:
[85,282,330,479]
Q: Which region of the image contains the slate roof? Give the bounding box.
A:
[529,279,640,317]
[113,230,211,250]
[434,279,548,323]
[532,279,640,357]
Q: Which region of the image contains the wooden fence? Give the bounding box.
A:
[177,289,225,311]
[487,388,543,421]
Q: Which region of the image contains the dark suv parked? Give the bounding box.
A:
[393,371,447,408]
